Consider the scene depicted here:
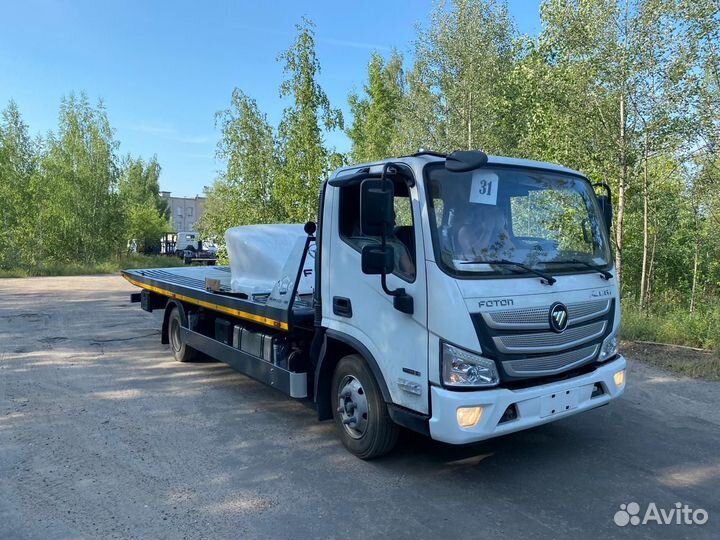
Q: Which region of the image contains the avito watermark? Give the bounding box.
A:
[614,502,709,527]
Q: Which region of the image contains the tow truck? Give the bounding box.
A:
[122,150,626,459]
[172,231,218,265]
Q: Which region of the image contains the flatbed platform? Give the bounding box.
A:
[122,266,314,331]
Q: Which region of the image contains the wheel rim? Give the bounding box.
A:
[337,375,369,439]
[170,317,182,353]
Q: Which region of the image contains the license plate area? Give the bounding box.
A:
[540,388,579,418]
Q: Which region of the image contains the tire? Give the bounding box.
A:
[331,354,399,459]
[167,306,198,362]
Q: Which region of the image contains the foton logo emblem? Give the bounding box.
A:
[549,302,569,333]
[478,299,514,308]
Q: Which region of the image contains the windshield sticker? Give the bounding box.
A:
[470,171,499,205]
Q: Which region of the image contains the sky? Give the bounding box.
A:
[0,0,543,197]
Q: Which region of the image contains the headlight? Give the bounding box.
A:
[599,329,619,362]
[442,342,499,388]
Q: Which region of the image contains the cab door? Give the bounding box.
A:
[321,175,429,414]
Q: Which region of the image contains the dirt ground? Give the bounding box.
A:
[620,341,720,381]
[1,275,719,540]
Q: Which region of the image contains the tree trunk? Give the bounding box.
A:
[639,131,650,311]
[690,241,699,314]
[646,230,657,311]
[615,94,627,287]
[689,188,702,315]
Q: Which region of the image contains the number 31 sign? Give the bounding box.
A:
[470,171,499,205]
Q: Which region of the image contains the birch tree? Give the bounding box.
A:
[40,94,123,262]
[0,101,38,267]
[402,0,520,154]
[275,18,343,222]
[199,89,280,242]
[347,51,404,162]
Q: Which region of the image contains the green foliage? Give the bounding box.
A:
[275,18,344,222]
[119,155,169,253]
[622,304,720,351]
[347,51,405,162]
[198,89,280,242]
[400,0,521,155]
[0,94,169,270]
[0,100,38,268]
[124,201,169,253]
[39,94,123,263]
[200,18,344,246]
[119,155,167,215]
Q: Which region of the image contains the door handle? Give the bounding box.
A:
[332,296,353,318]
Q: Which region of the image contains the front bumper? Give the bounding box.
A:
[429,355,626,444]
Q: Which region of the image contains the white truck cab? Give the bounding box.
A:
[125,150,626,459]
[317,151,625,452]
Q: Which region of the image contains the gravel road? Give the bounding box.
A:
[1,275,718,539]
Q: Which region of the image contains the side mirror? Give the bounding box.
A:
[360,179,394,236]
[593,182,613,235]
[361,244,394,275]
[597,195,613,233]
[304,221,317,235]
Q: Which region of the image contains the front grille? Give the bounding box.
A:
[503,344,600,376]
[483,299,610,330]
[471,298,615,382]
[493,320,607,354]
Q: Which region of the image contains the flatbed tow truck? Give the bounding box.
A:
[123,150,627,459]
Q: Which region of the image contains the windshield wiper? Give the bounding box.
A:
[460,259,556,285]
[544,259,613,280]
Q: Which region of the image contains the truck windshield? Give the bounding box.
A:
[425,163,612,277]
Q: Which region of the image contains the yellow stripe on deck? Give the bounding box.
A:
[123,274,289,331]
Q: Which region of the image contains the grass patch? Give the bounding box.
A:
[621,305,720,380]
[620,341,720,381]
[621,306,720,351]
[0,254,186,278]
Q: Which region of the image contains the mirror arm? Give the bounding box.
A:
[380,273,399,297]
[381,274,414,314]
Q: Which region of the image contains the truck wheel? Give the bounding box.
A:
[168,307,197,362]
[331,354,398,459]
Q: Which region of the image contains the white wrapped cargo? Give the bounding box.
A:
[224,224,314,297]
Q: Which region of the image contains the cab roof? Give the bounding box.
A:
[332,152,587,181]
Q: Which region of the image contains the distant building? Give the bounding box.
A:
[160,191,206,232]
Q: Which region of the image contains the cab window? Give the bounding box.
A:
[338,179,416,282]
